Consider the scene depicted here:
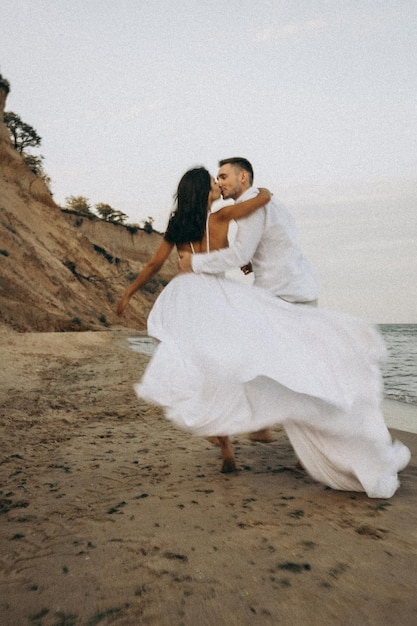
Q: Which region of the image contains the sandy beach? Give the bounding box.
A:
[1,330,416,625]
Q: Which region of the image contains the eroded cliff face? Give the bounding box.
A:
[0,84,176,332]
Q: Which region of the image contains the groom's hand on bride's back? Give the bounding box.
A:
[241,262,253,275]
[178,252,193,273]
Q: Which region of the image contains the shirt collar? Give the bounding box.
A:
[236,186,257,203]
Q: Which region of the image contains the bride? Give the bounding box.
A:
[117,167,410,499]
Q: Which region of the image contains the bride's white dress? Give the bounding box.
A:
[135,272,410,499]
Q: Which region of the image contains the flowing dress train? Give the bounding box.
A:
[135,272,410,498]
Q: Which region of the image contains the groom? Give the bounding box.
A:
[179,157,319,442]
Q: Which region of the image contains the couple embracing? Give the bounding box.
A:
[117,157,409,499]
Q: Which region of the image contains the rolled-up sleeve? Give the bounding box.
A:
[192,209,265,274]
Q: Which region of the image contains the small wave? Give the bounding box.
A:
[128,337,156,357]
[384,391,417,406]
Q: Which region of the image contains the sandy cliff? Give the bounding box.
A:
[0,83,176,332]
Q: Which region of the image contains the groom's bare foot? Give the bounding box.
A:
[249,429,275,443]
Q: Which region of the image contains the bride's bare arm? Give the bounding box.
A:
[216,188,271,222]
[117,239,174,315]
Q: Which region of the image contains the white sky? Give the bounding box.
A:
[1,0,416,322]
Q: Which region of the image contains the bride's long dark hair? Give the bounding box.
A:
[164,167,210,245]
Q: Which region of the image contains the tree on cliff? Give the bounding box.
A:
[65,195,95,217]
[95,203,128,224]
[4,111,41,153]
[3,109,51,187]
[142,216,154,234]
[0,73,10,93]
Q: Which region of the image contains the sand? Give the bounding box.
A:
[382,399,417,435]
[1,330,416,626]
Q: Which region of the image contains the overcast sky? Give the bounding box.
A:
[1,0,416,322]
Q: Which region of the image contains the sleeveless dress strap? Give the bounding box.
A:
[189,212,210,254]
[206,212,210,252]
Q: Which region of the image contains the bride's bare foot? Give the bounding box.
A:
[295,460,304,470]
[217,436,238,473]
[207,436,220,446]
[221,457,238,473]
[249,429,275,443]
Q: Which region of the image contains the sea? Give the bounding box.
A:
[129,323,417,407]
[379,323,417,406]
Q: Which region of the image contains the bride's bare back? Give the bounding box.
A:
[177,212,229,255]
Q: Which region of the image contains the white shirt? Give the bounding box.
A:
[192,187,319,303]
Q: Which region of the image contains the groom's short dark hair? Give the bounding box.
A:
[218,157,254,185]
